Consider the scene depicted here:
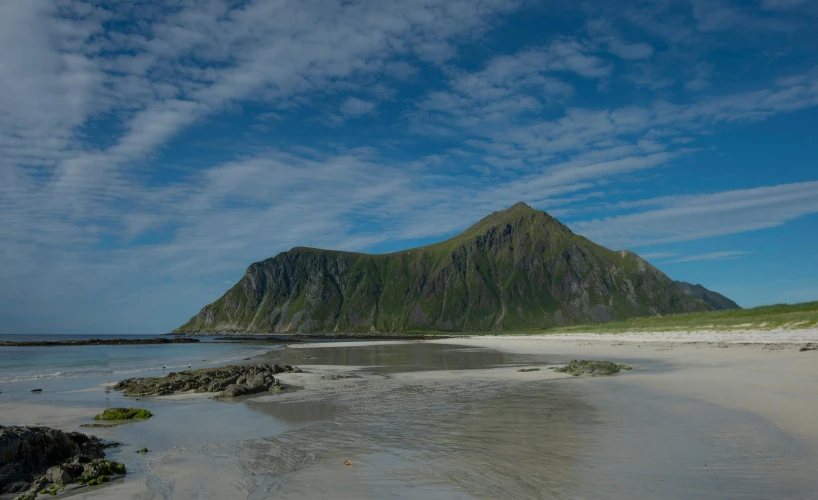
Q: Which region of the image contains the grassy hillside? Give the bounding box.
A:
[539,301,818,334]
[175,203,711,334]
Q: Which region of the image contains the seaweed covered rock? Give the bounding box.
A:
[93,408,152,421]
[114,363,297,397]
[0,426,124,499]
[553,360,632,377]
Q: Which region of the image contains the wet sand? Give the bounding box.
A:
[428,329,818,446]
[2,335,817,499]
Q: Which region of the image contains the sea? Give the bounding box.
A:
[0,334,274,384]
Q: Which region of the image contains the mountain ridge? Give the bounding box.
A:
[175,203,715,334]
[674,281,741,310]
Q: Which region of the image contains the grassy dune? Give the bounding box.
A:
[538,301,818,334]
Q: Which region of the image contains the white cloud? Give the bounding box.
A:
[760,0,808,9]
[340,97,378,117]
[638,252,677,260]
[685,63,713,92]
[608,40,654,60]
[662,251,749,263]
[571,181,818,248]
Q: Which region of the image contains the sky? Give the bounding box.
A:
[1,0,817,334]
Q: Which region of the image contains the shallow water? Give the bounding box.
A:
[0,334,273,384]
[2,341,816,499]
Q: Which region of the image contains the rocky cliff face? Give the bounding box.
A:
[176,203,712,333]
[673,281,741,310]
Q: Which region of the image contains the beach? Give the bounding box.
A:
[429,328,818,447]
[2,330,817,499]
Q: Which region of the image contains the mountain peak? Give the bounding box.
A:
[507,201,533,212]
[175,204,718,334]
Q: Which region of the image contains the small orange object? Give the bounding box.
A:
[343,460,352,466]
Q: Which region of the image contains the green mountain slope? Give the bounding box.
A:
[175,203,713,334]
[673,281,741,310]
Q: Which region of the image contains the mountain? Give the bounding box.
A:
[673,281,741,310]
[175,202,713,334]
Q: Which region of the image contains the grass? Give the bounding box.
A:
[93,408,153,421]
[390,301,818,336]
[538,301,818,334]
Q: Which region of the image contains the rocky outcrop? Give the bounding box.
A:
[113,363,301,397]
[175,203,714,334]
[552,360,632,377]
[0,426,124,499]
[0,338,199,347]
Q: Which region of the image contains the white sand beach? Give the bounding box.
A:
[3,330,818,499]
[427,328,818,446]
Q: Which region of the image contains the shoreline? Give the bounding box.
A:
[3,330,817,499]
[0,337,200,347]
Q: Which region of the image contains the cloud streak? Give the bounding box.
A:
[662,251,749,264]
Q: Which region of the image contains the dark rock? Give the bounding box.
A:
[552,360,632,377]
[30,389,42,393]
[273,364,301,374]
[0,425,123,497]
[114,363,296,398]
[220,384,248,398]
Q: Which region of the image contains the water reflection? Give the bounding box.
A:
[76,341,817,500]
[265,342,543,373]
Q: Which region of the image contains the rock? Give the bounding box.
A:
[115,363,294,398]
[517,368,540,372]
[30,389,42,393]
[136,448,148,454]
[220,384,248,398]
[552,360,632,377]
[273,364,301,374]
[93,408,152,421]
[0,425,122,498]
[46,466,72,486]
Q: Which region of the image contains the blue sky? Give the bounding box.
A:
[1,0,817,334]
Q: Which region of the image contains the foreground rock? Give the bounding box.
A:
[0,426,124,499]
[552,360,632,377]
[114,363,301,397]
[0,337,199,347]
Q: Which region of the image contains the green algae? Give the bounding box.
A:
[93,408,152,421]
